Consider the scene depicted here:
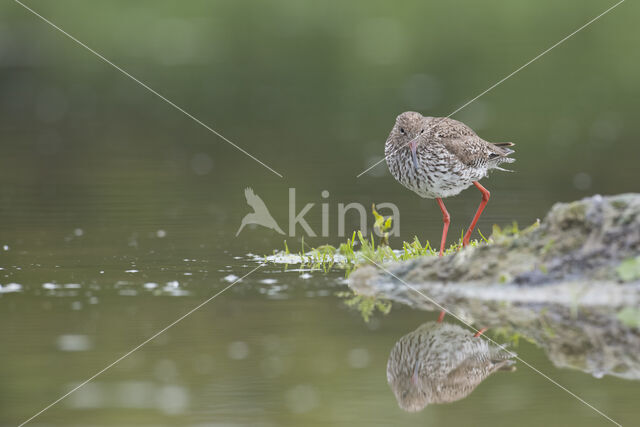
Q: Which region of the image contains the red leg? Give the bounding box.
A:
[437,310,445,323]
[474,327,488,338]
[463,181,490,247]
[435,198,450,256]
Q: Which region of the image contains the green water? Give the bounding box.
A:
[2,1,639,425]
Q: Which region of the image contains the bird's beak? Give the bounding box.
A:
[409,137,419,170]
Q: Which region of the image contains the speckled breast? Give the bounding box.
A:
[385,141,482,199]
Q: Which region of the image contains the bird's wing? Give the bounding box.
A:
[433,115,515,166]
[437,135,488,167]
[426,355,488,404]
[446,346,514,380]
[430,117,477,139]
[443,357,488,397]
[244,187,268,212]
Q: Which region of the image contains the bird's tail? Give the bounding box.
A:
[496,359,517,372]
[491,142,515,155]
[488,142,515,171]
[491,344,517,371]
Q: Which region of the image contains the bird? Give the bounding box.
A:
[235,187,285,236]
[387,320,516,412]
[385,111,515,256]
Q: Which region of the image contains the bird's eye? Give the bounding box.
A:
[400,128,405,134]
[420,129,424,134]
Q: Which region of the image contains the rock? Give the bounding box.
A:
[348,194,640,379]
[351,193,640,292]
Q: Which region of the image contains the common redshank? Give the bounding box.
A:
[387,321,515,412]
[385,111,515,256]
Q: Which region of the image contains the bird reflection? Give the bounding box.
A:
[387,321,516,412]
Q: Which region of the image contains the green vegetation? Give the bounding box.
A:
[490,327,524,347]
[617,307,640,329]
[267,209,545,322]
[268,206,491,322]
[616,256,640,282]
[335,290,392,323]
[490,220,540,244]
[269,205,490,276]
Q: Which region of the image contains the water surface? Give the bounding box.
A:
[2,1,639,425]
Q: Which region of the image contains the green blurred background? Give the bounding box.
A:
[1,0,638,426]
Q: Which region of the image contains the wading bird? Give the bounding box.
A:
[385,111,515,256]
[387,320,515,412]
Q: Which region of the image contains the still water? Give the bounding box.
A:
[1,195,638,426]
[2,0,640,425]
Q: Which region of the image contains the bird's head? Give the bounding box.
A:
[387,333,433,412]
[389,111,426,170]
[387,362,432,412]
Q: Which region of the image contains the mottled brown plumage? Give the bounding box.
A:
[387,321,516,412]
[385,111,515,255]
[386,111,514,199]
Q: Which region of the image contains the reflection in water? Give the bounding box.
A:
[387,321,515,412]
[352,260,640,380]
[65,381,190,415]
